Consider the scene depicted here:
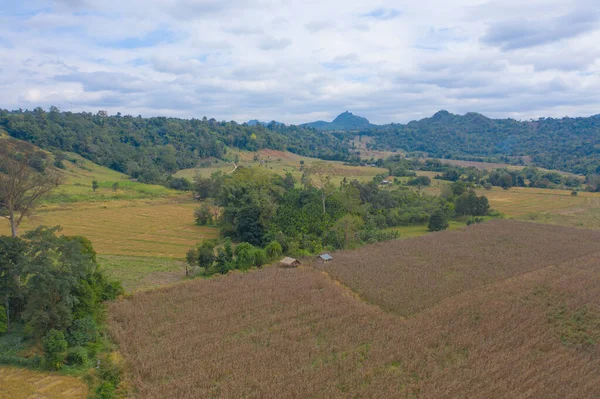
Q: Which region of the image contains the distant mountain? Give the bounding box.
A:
[369,110,600,175]
[301,111,376,131]
[246,119,285,127]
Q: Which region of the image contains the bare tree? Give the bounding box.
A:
[304,163,335,214]
[0,140,63,237]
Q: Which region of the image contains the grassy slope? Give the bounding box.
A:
[0,139,218,292]
[175,148,390,185]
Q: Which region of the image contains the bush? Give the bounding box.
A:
[167,177,193,191]
[96,381,116,399]
[194,204,213,225]
[264,241,283,260]
[407,176,431,186]
[67,316,98,347]
[467,217,485,226]
[253,248,268,267]
[66,346,89,366]
[0,306,7,334]
[234,242,256,270]
[483,182,493,190]
[428,210,449,232]
[43,329,68,369]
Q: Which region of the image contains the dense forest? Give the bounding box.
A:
[0,108,351,183]
[362,111,600,175]
[4,107,600,180]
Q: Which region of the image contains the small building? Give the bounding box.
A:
[279,257,301,268]
[381,180,391,185]
[318,253,333,263]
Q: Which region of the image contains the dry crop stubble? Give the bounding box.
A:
[109,229,600,398]
[108,221,600,398]
[314,220,600,316]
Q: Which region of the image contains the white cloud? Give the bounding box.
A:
[0,0,599,124]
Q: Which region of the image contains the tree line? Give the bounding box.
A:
[0,107,351,184]
[354,110,600,176]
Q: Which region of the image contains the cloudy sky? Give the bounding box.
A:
[1,0,599,124]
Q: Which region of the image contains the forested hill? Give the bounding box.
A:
[301,111,375,131]
[367,111,600,175]
[0,108,350,183]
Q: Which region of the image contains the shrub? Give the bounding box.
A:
[234,243,256,270]
[0,306,7,334]
[407,176,431,186]
[194,204,213,225]
[265,241,283,260]
[67,316,99,347]
[167,177,193,191]
[66,346,89,366]
[483,182,493,190]
[96,382,116,399]
[428,210,449,232]
[467,217,485,226]
[43,329,68,369]
[571,190,578,196]
[253,248,268,267]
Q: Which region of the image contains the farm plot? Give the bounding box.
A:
[1,199,218,258]
[481,186,592,216]
[0,367,88,399]
[109,250,600,398]
[314,220,600,316]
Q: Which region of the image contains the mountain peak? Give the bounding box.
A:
[302,111,375,131]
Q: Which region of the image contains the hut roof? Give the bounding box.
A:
[280,257,300,266]
[319,254,333,261]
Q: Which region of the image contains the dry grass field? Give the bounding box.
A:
[109,222,600,398]
[315,220,600,316]
[0,367,88,399]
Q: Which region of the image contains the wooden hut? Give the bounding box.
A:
[279,257,301,268]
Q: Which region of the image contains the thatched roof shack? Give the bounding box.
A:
[279,257,301,268]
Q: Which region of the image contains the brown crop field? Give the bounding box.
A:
[109,220,600,398]
[315,220,600,316]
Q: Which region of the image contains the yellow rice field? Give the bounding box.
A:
[1,198,218,258]
[0,367,87,399]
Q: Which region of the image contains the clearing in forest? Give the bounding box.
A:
[109,220,600,398]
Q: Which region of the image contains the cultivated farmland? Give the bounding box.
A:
[315,220,600,316]
[0,367,88,399]
[109,220,600,398]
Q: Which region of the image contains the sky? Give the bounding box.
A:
[0,0,599,124]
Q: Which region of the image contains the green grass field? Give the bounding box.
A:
[175,148,389,185]
[45,153,177,204]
